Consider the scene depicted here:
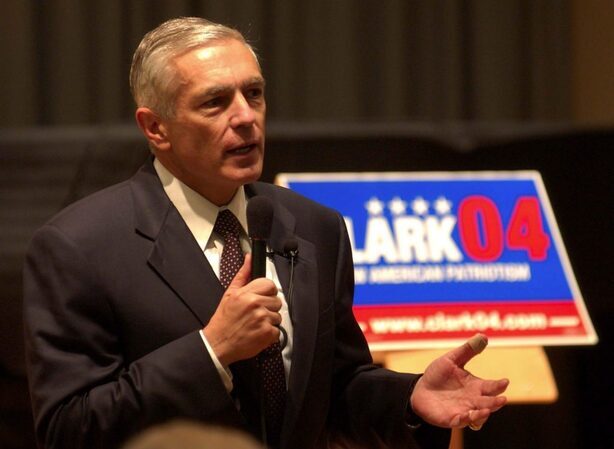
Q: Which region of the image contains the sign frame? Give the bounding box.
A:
[276,170,598,350]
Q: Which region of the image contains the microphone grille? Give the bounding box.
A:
[283,238,299,254]
[246,196,274,239]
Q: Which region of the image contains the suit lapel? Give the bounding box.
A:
[130,159,224,325]
[148,208,224,323]
[279,236,319,443]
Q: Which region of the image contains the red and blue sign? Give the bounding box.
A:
[277,171,597,350]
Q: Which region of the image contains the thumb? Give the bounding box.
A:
[227,254,252,290]
[447,333,488,368]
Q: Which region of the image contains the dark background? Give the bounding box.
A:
[1,124,612,448]
[1,1,613,448]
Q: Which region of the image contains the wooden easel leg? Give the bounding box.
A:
[448,428,463,449]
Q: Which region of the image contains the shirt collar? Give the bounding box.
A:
[153,158,248,248]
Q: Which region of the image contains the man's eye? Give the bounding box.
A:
[246,88,263,100]
[203,97,222,108]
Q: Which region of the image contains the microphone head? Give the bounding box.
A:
[247,196,274,240]
[283,238,299,255]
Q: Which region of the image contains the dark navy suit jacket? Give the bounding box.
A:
[23,158,449,449]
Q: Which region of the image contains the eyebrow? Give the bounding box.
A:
[199,76,266,98]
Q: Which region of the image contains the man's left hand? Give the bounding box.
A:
[409,334,509,430]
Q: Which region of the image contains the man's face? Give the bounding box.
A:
[156,39,266,205]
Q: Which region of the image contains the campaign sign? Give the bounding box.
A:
[276,171,598,350]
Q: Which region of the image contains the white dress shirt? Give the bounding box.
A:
[154,158,293,392]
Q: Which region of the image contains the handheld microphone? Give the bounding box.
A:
[246,196,274,279]
[246,196,279,448]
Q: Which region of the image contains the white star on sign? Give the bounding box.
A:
[365,197,385,215]
[411,197,429,216]
[388,196,408,216]
[434,196,452,215]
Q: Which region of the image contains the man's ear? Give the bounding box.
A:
[135,107,171,152]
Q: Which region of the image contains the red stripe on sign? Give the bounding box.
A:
[353,301,586,342]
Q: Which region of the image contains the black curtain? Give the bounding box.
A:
[0,0,570,126]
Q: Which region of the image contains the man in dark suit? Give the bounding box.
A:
[23,17,508,449]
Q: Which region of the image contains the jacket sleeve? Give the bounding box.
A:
[23,224,240,449]
[329,213,450,449]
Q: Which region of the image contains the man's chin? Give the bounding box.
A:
[227,166,263,186]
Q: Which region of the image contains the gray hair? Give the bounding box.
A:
[129,17,258,118]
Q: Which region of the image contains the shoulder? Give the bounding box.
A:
[24,180,140,289]
[250,181,340,219]
[249,182,345,242]
[41,157,164,233]
[43,180,134,238]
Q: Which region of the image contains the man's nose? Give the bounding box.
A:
[229,93,256,128]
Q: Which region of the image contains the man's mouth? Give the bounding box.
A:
[227,144,256,155]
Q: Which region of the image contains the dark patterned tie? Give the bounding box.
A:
[213,209,286,447]
[258,340,286,447]
[213,209,245,288]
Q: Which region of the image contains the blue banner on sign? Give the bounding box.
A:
[282,175,571,305]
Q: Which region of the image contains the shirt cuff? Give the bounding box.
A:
[199,329,233,392]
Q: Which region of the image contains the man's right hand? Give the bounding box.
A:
[203,254,282,366]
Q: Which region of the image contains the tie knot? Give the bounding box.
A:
[213,209,243,241]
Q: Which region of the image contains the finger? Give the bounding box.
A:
[227,254,252,290]
[473,395,508,412]
[481,378,510,396]
[447,333,488,368]
[468,409,489,430]
[451,409,486,428]
[467,333,488,354]
[245,277,279,296]
[258,294,282,312]
[269,311,282,326]
[464,409,490,428]
[267,324,281,344]
[490,396,507,412]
